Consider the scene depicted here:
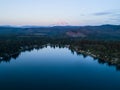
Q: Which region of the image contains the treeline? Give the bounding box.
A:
[0,37,120,70]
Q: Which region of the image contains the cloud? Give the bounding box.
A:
[94,12,112,16]
[92,9,120,24]
[93,9,120,16]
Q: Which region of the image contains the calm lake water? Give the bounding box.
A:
[0,46,120,90]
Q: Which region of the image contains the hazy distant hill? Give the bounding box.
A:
[0,25,120,40]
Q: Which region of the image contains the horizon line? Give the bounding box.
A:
[0,24,120,27]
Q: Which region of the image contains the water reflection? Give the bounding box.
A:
[0,44,120,71]
[0,37,120,71]
[0,46,120,90]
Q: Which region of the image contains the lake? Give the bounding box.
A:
[0,46,120,90]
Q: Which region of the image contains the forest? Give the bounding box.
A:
[0,36,120,70]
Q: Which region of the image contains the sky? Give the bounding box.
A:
[0,0,120,26]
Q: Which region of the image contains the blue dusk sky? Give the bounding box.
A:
[0,0,120,26]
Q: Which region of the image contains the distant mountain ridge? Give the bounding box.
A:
[0,25,120,40]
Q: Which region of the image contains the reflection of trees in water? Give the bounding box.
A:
[0,53,20,63]
[0,37,120,70]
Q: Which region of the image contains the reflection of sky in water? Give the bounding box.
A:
[0,46,120,90]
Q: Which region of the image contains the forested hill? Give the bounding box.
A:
[0,25,120,40]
